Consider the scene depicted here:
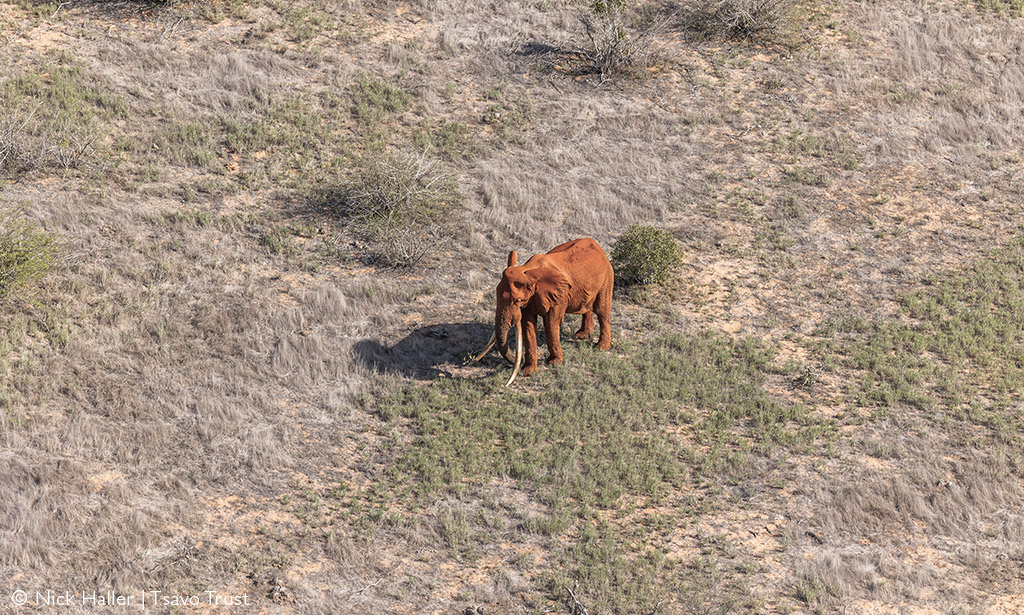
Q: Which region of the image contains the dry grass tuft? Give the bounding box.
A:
[713,0,794,39]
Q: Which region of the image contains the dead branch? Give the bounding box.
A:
[564,585,589,615]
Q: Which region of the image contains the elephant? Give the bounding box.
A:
[472,238,613,385]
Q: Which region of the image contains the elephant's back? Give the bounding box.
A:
[548,238,608,265]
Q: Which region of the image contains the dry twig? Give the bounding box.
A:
[564,585,589,615]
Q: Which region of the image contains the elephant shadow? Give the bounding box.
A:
[354,322,524,380]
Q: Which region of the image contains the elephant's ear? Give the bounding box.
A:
[507,251,518,267]
[528,267,572,312]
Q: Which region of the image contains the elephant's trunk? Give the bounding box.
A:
[496,310,521,364]
[497,323,515,363]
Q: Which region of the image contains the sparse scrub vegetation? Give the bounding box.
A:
[611,225,684,285]
[331,150,459,267]
[0,108,98,175]
[573,4,668,82]
[685,0,799,44]
[0,61,123,177]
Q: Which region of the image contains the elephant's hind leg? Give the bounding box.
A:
[544,308,566,365]
[595,284,612,351]
[522,316,540,376]
[575,310,594,339]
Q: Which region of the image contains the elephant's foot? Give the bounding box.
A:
[521,364,538,377]
[596,339,612,351]
[547,355,564,365]
[574,330,592,340]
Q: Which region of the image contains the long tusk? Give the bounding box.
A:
[505,320,523,387]
[471,333,496,363]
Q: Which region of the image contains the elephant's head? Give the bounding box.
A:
[472,250,571,386]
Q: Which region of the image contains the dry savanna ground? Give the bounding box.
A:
[2,0,1024,613]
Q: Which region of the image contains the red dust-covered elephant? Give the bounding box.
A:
[473,238,613,385]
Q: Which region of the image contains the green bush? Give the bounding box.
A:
[336,150,458,268]
[0,207,57,301]
[611,225,683,285]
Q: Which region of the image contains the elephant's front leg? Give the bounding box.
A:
[522,315,539,376]
[544,308,566,365]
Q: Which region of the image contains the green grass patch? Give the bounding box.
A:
[481,89,532,145]
[279,3,329,43]
[544,526,761,615]
[544,518,674,614]
[784,165,830,187]
[967,0,1024,16]
[351,74,413,128]
[772,129,860,168]
[375,332,828,506]
[221,92,352,186]
[119,90,355,190]
[151,121,217,169]
[367,330,814,612]
[155,207,263,233]
[260,228,301,256]
[1,58,127,176]
[413,120,474,161]
[820,237,1024,443]
[1,62,128,123]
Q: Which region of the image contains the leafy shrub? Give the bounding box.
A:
[0,207,57,301]
[336,150,459,268]
[611,225,683,285]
